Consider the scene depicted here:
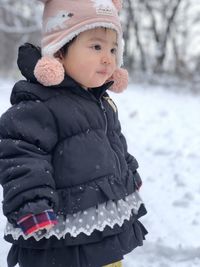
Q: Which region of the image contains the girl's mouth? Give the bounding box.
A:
[97,70,109,75]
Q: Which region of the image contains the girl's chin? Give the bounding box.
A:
[83,80,108,89]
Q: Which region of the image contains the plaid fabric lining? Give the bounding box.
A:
[17,209,58,235]
[133,172,142,190]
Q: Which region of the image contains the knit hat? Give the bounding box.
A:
[34,0,128,92]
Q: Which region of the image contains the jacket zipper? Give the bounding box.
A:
[99,98,107,134]
[98,98,122,178]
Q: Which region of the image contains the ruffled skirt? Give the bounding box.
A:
[6,192,148,267]
[8,218,147,267]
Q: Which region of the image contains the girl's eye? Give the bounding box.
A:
[111,48,117,54]
[92,45,101,50]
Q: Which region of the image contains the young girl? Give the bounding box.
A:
[0,0,147,266]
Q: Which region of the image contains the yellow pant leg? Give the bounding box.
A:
[103,261,122,267]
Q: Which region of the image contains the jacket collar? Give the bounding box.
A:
[58,74,114,101]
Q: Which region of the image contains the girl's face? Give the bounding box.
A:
[59,28,118,89]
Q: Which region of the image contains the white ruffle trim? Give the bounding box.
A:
[5,191,143,241]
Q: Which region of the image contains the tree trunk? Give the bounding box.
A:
[126,0,147,71]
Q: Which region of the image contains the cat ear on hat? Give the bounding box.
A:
[112,0,123,11]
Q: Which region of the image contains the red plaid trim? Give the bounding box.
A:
[17,209,58,235]
[133,171,142,190]
[135,180,142,190]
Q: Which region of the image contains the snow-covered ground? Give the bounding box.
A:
[0,78,200,267]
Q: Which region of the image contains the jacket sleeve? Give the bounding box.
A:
[115,110,142,190]
[0,99,59,225]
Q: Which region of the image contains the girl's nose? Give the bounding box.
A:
[101,54,111,65]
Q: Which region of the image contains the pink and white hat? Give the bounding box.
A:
[34,0,128,93]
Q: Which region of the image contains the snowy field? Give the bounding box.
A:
[0,78,200,267]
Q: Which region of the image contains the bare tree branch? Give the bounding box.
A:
[141,0,160,43]
[126,0,147,71]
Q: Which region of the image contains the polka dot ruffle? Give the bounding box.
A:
[5,191,143,241]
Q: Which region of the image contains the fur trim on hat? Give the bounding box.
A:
[108,68,128,93]
[34,56,65,86]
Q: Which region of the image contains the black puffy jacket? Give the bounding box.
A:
[0,44,142,244]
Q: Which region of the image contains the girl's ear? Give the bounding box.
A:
[54,51,64,62]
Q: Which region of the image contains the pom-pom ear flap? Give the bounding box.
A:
[107,68,128,93]
[34,56,65,86]
[112,0,123,11]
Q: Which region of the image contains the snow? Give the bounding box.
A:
[0,78,200,267]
